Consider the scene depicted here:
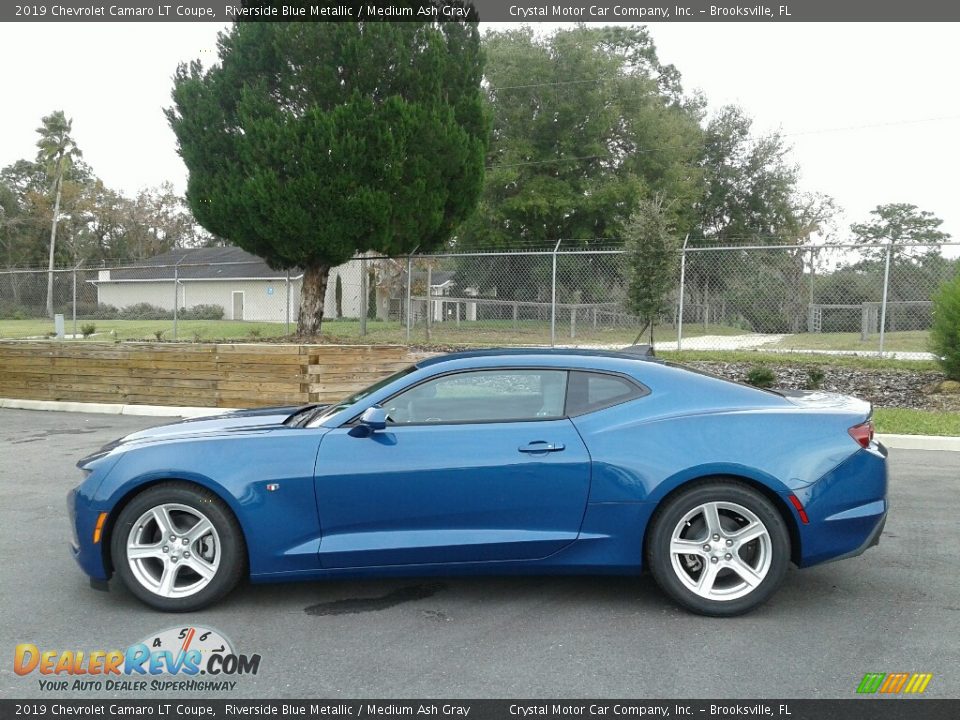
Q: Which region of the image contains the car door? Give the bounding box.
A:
[314,368,591,568]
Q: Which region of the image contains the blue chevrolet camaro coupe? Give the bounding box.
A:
[69,348,888,616]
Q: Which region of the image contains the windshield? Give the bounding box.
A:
[306,365,418,426]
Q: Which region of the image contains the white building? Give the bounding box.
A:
[92,247,375,322]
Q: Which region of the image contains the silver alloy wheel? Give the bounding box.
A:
[125,503,221,598]
[669,501,772,601]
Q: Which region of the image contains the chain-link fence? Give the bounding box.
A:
[0,243,956,356]
[677,243,955,357]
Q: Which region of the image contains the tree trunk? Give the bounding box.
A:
[46,170,63,319]
[297,262,330,337]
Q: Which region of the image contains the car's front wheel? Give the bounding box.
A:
[646,480,790,617]
[110,482,246,612]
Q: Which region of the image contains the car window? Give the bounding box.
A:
[306,365,417,426]
[566,371,644,415]
[384,369,568,425]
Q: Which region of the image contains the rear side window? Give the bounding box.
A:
[565,371,645,416]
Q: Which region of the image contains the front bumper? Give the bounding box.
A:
[67,486,111,581]
[791,442,889,567]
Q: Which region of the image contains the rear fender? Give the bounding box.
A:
[642,464,806,566]
[646,463,795,506]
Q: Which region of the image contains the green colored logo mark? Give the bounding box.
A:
[857,673,886,693]
[857,672,932,694]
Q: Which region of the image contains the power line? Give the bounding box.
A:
[486,154,605,170]
[483,110,960,171]
[491,79,601,91]
[484,76,960,132]
[482,76,960,138]
[784,114,960,137]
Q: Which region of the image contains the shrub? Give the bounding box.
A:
[153,329,166,341]
[248,328,262,339]
[806,367,825,390]
[931,271,960,380]
[80,322,96,338]
[746,365,776,389]
[180,304,224,320]
[0,300,35,319]
[119,303,173,320]
[74,302,119,319]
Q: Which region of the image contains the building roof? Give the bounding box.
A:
[106,247,292,281]
[412,269,456,287]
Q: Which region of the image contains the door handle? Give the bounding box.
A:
[518,441,566,454]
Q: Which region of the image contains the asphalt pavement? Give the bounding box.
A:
[0,408,957,699]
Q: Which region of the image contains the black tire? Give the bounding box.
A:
[110,482,247,612]
[645,480,791,617]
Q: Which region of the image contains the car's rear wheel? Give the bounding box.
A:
[110,482,246,612]
[646,480,790,616]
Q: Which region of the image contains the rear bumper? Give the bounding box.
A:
[791,442,888,567]
[821,510,886,565]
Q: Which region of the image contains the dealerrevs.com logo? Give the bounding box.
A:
[14,626,261,692]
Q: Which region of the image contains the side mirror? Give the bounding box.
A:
[361,406,388,431]
[349,406,388,437]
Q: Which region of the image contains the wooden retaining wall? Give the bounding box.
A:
[0,342,414,408]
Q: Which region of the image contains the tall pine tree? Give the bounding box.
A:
[167,17,489,335]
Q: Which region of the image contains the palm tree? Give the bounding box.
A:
[36,111,82,318]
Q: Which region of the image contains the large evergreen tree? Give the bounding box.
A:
[166,17,489,335]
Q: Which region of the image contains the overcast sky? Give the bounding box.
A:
[1,22,958,243]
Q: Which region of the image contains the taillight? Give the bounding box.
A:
[848,421,874,448]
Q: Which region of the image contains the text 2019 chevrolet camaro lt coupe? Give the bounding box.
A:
[69,348,888,616]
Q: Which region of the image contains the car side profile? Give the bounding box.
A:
[69,348,888,616]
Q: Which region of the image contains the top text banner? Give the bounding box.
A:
[5,0,960,22]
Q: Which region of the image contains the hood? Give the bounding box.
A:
[82,405,324,464]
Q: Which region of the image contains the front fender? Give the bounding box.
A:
[93,431,326,575]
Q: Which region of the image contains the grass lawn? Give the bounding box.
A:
[772,330,931,353]
[0,318,296,342]
[873,408,960,436]
[381,320,742,347]
[659,349,940,372]
[0,317,742,346]
[2,315,939,355]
